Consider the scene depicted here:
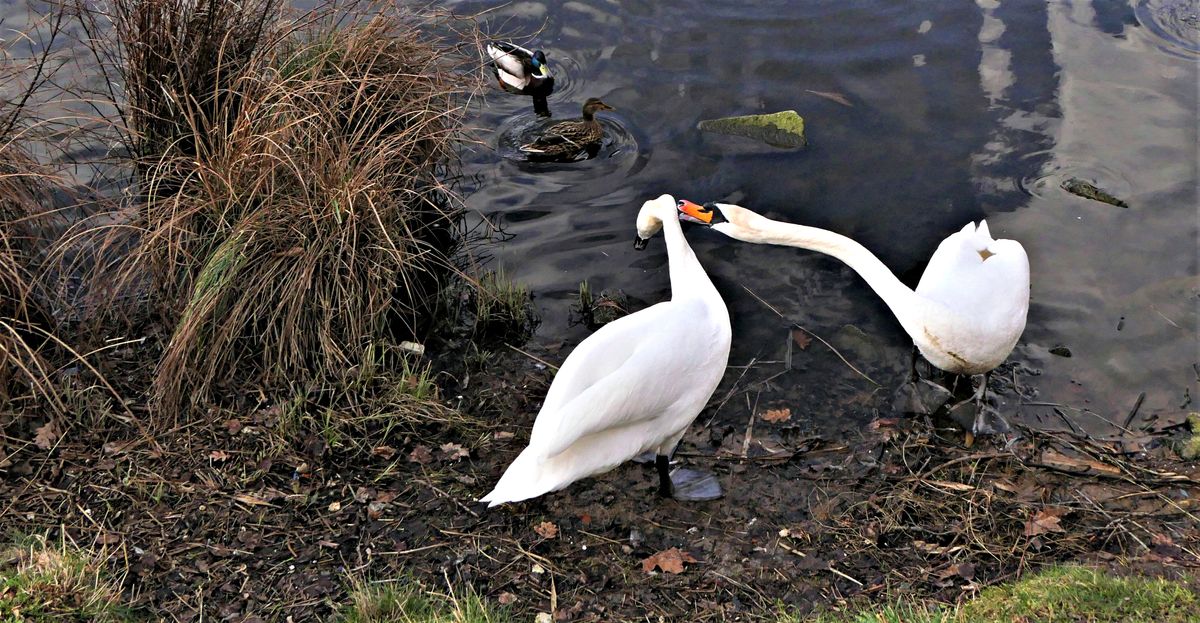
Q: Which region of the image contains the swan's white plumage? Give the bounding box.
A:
[480,195,731,507]
[702,203,1029,376]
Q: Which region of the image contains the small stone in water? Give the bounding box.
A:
[1049,345,1072,357]
[1061,178,1128,208]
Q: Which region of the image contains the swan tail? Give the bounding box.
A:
[478,447,560,507]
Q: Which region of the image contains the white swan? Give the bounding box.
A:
[677,200,1028,435]
[481,195,732,507]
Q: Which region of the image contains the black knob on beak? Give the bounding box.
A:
[703,201,719,211]
[633,236,648,251]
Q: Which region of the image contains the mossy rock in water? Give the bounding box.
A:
[1178,412,1200,460]
[1061,178,1128,208]
[697,110,807,149]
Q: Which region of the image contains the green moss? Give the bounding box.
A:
[339,576,511,623]
[797,565,1198,623]
[697,110,807,148]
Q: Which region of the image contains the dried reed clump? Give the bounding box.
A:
[108,0,283,178]
[109,5,479,416]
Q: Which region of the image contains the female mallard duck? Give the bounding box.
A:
[487,41,552,95]
[519,98,615,161]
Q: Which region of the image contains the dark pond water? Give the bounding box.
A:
[453,0,1198,435]
[4,0,1196,436]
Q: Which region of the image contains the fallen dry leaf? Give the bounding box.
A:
[641,547,698,574]
[494,431,515,441]
[439,442,469,461]
[791,328,813,350]
[33,420,60,450]
[761,408,792,423]
[102,440,136,455]
[533,521,558,539]
[407,445,433,465]
[233,494,273,507]
[497,592,516,605]
[1025,507,1068,536]
[224,419,243,435]
[208,450,230,462]
[371,445,396,459]
[328,501,342,513]
[1038,449,1122,477]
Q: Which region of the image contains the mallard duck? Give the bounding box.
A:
[486,41,552,95]
[519,98,614,161]
[480,195,731,506]
[677,200,1029,438]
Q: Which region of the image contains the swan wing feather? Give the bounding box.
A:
[526,302,698,458]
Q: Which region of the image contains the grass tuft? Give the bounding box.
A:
[0,535,135,622]
[801,565,1198,623]
[341,576,511,623]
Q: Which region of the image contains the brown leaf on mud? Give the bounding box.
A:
[33,420,61,450]
[641,547,698,574]
[494,431,515,441]
[497,592,516,605]
[439,442,469,461]
[95,532,121,545]
[791,328,813,350]
[1038,449,1122,477]
[208,450,230,462]
[371,445,396,459]
[233,493,274,508]
[1025,507,1068,536]
[533,521,558,539]
[407,445,433,465]
[224,419,243,435]
[761,408,792,423]
[102,440,137,455]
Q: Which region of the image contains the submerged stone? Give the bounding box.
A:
[697,110,807,149]
[1061,178,1129,208]
[1178,412,1200,460]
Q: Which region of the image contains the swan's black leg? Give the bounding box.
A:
[656,454,672,498]
[893,346,951,415]
[655,454,722,501]
[971,371,1011,436]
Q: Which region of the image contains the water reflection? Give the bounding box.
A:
[456,0,1197,435]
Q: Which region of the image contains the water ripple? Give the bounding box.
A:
[1134,0,1200,59]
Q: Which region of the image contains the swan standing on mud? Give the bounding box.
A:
[481,195,731,507]
[676,200,1028,437]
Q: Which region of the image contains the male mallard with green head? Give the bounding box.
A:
[487,41,553,95]
[519,98,615,161]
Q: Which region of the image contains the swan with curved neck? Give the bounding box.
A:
[678,200,1028,433]
[481,195,731,506]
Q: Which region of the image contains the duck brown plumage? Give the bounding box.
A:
[519,98,615,160]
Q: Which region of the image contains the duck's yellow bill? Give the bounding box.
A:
[676,199,713,224]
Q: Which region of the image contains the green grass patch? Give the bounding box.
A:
[340,576,511,623]
[0,535,136,622]
[799,565,1198,623]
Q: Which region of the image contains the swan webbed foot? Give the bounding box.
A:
[669,468,723,502]
[947,397,1011,443]
[654,455,722,501]
[892,378,953,415]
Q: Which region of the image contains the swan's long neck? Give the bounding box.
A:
[661,213,719,300]
[729,218,927,328]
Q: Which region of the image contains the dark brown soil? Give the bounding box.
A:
[2,336,1197,622]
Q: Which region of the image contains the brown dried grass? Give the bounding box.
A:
[80,1,484,418]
